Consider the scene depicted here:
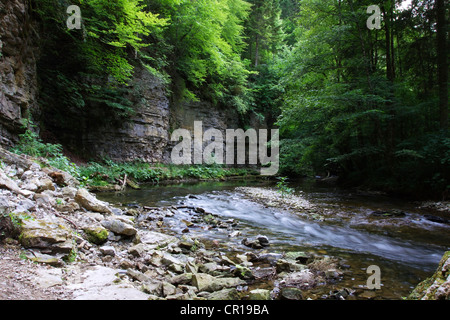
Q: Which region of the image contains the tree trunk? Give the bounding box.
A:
[382,5,395,82]
[436,0,448,129]
[254,33,260,68]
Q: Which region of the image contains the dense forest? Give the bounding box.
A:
[24,0,449,199]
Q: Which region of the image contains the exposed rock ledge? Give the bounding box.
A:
[408,251,450,300]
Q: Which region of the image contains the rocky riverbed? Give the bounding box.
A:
[0,148,347,300]
[0,147,448,300]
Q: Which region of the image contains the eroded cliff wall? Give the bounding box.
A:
[0,0,40,147]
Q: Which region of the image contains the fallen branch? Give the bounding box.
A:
[121,174,127,191]
[53,211,79,230]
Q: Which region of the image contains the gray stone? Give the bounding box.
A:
[35,268,64,288]
[207,288,240,300]
[141,282,163,296]
[280,287,303,300]
[99,246,116,256]
[126,269,152,283]
[192,273,246,292]
[56,200,80,213]
[75,188,112,214]
[61,186,77,198]
[161,282,178,297]
[169,273,193,285]
[19,218,73,253]
[13,198,35,212]
[34,192,56,207]
[249,289,271,300]
[67,266,149,300]
[138,230,178,248]
[128,243,148,257]
[101,219,137,236]
[36,178,55,193]
[25,252,65,267]
[283,270,315,288]
[0,170,33,197]
[285,251,313,264]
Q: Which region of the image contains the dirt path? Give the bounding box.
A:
[0,242,72,300]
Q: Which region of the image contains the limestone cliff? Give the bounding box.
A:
[81,67,171,163]
[0,0,40,148]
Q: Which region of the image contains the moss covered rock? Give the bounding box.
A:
[84,225,109,245]
[408,251,450,300]
[19,218,73,253]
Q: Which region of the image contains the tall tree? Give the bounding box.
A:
[436,0,448,129]
[244,0,284,68]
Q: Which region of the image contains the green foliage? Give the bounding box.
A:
[79,160,256,187]
[148,0,254,112]
[35,0,168,140]
[244,0,285,67]
[275,0,449,197]
[275,176,294,197]
[11,120,62,158]
[11,120,80,178]
[1,211,33,241]
[79,0,168,83]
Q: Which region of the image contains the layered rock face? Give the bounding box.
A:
[82,67,171,163]
[0,0,40,148]
[166,99,241,163]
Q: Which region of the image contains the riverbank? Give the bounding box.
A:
[1,147,449,300]
[234,186,450,300]
[0,147,354,300]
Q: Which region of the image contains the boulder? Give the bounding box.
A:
[55,200,80,213]
[249,289,271,300]
[0,170,33,196]
[232,264,255,280]
[169,273,193,286]
[242,235,270,249]
[0,148,35,171]
[285,251,313,265]
[192,273,246,292]
[409,251,450,300]
[35,178,55,193]
[42,167,80,188]
[283,270,316,289]
[34,192,56,207]
[19,218,73,254]
[84,225,109,245]
[67,266,149,300]
[128,243,148,257]
[99,245,116,256]
[138,230,178,249]
[161,282,178,297]
[280,287,303,300]
[61,186,77,198]
[207,288,240,300]
[101,219,137,236]
[141,282,163,296]
[25,251,65,267]
[13,198,35,213]
[75,188,112,214]
[127,269,152,283]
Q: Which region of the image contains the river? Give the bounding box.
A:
[97,178,450,300]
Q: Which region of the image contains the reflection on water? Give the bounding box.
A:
[98,178,450,299]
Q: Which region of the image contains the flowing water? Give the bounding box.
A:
[98,179,450,299]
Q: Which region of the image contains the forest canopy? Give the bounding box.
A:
[32,0,448,198]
